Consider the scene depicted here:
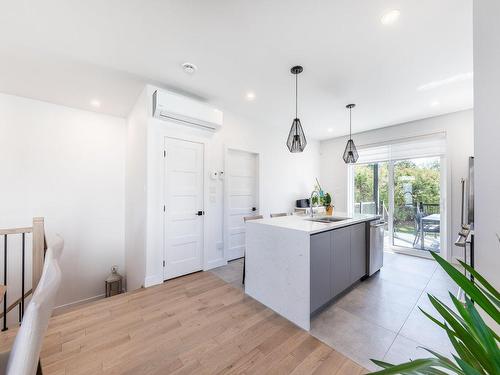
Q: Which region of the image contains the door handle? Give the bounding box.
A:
[252,207,257,212]
[196,211,205,216]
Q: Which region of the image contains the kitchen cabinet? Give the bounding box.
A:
[350,223,367,283]
[331,226,351,297]
[310,222,368,314]
[310,231,332,313]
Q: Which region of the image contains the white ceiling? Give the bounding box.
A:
[0,0,473,140]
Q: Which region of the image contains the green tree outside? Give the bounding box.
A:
[354,157,441,242]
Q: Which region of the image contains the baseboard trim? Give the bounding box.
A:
[144,260,227,286]
[144,274,163,288]
[53,293,105,314]
[205,258,226,270]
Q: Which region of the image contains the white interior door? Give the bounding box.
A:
[225,149,259,261]
[164,137,204,280]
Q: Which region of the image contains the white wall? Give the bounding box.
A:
[0,93,126,308]
[127,85,320,288]
[124,88,148,291]
[474,0,500,289]
[319,110,474,260]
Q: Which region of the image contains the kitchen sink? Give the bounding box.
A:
[305,216,350,223]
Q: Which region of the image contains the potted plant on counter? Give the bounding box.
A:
[323,193,333,215]
[314,178,334,215]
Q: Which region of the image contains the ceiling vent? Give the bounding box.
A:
[152,89,223,131]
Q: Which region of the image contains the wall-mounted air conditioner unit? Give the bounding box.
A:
[152,89,223,131]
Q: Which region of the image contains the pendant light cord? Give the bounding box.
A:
[349,106,352,140]
[295,73,298,119]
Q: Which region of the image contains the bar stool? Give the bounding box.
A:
[270,213,288,218]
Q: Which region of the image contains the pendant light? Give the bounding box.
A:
[286,66,307,153]
[343,104,359,163]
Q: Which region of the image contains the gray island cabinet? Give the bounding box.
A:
[310,222,366,314]
[245,213,378,331]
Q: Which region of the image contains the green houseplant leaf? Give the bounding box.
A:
[457,260,500,302]
[429,252,500,324]
[370,251,500,375]
[370,358,458,374]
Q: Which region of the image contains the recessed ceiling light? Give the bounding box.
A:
[182,62,197,74]
[431,100,440,107]
[381,9,400,25]
[328,128,333,133]
[90,99,101,108]
[245,92,256,101]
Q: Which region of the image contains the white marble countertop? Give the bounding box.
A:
[246,212,380,235]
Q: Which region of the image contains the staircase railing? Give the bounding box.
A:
[0,217,46,330]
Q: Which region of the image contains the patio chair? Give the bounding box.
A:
[413,209,440,248]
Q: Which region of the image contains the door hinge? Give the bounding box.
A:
[163,260,165,267]
[163,150,166,157]
[163,205,166,212]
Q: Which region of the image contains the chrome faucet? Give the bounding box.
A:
[310,190,320,217]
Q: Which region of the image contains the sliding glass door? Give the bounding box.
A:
[392,157,441,253]
[352,156,443,256]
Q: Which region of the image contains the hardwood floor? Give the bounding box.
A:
[0,272,366,374]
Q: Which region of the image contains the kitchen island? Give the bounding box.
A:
[245,213,380,330]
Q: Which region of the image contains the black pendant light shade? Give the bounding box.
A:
[343,139,359,163]
[343,104,359,163]
[287,118,307,153]
[287,66,307,153]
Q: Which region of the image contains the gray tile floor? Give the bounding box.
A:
[209,258,244,290]
[209,252,459,371]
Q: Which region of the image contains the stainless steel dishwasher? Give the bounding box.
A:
[368,220,385,276]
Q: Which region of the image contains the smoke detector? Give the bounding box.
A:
[182,62,197,74]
